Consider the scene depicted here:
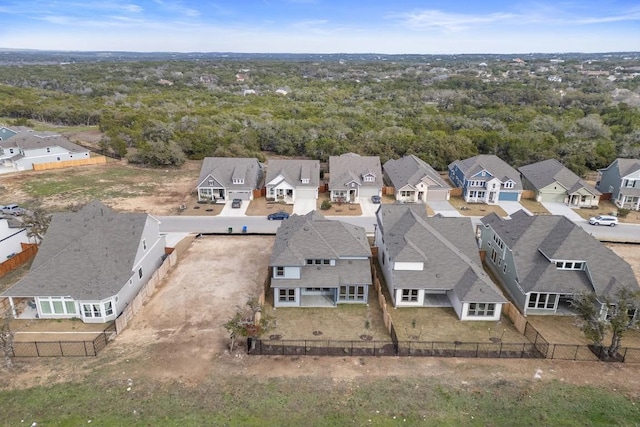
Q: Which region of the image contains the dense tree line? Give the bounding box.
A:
[0,58,638,173]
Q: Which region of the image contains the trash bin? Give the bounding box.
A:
[242,225,247,234]
[228,227,233,234]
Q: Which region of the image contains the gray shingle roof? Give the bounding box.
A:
[615,158,640,177]
[2,201,156,300]
[265,159,320,188]
[329,153,383,191]
[270,211,371,266]
[480,211,639,297]
[196,157,262,190]
[449,154,522,190]
[519,159,600,195]
[270,259,372,288]
[0,132,89,154]
[383,155,450,190]
[377,205,505,303]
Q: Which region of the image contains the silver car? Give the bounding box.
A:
[588,215,618,227]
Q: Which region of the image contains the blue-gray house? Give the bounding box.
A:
[448,155,523,203]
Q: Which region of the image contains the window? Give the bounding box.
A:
[52,300,64,314]
[143,239,147,250]
[276,266,284,277]
[555,261,584,270]
[527,293,557,309]
[315,259,322,265]
[46,147,51,153]
[105,301,114,316]
[490,249,498,263]
[83,304,102,318]
[323,259,330,265]
[492,234,504,250]
[503,263,507,273]
[65,300,76,314]
[467,303,496,317]
[306,259,313,265]
[363,175,374,182]
[40,300,52,314]
[339,285,366,302]
[278,289,296,302]
[232,178,244,184]
[301,178,310,184]
[503,181,514,189]
[138,267,143,279]
[401,289,419,302]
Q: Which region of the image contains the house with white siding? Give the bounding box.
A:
[265,159,320,204]
[383,155,451,202]
[0,130,90,171]
[2,201,166,323]
[329,153,382,203]
[375,204,506,321]
[196,157,263,202]
[270,211,371,307]
[0,217,29,261]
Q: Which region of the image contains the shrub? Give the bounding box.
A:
[320,199,332,210]
[617,208,630,218]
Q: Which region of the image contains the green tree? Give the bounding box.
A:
[223,298,273,352]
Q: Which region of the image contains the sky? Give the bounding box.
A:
[1,0,639,54]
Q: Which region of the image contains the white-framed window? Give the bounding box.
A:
[278,289,296,302]
[38,297,76,315]
[555,261,584,270]
[339,285,366,302]
[105,301,114,316]
[138,267,143,279]
[301,178,310,184]
[492,234,504,250]
[491,249,498,263]
[82,303,102,318]
[503,181,514,189]
[401,289,419,302]
[527,293,557,309]
[363,174,374,182]
[275,266,284,277]
[467,303,496,317]
[503,263,507,273]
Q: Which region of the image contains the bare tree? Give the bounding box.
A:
[223,298,273,352]
[22,208,52,244]
[0,313,15,369]
[572,288,640,360]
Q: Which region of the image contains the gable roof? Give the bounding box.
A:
[197,157,262,190]
[329,153,383,190]
[519,159,600,195]
[377,204,505,303]
[612,158,640,177]
[383,155,450,190]
[270,211,371,266]
[449,154,522,189]
[480,211,638,297]
[2,201,158,300]
[0,132,89,154]
[265,159,320,188]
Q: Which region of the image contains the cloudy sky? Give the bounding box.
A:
[1,0,639,54]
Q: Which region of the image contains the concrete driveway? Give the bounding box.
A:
[359,198,380,217]
[541,202,585,223]
[293,198,317,215]
[427,200,463,217]
[219,199,249,216]
[497,201,532,217]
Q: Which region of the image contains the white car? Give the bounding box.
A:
[1,204,26,216]
[588,215,618,227]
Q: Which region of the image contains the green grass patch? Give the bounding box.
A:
[1,375,638,426]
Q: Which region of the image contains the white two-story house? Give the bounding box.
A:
[0,131,90,171]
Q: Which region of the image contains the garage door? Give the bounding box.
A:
[228,190,251,200]
[541,192,566,203]
[427,189,449,201]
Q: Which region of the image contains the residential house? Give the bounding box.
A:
[0,131,90,171]
[383,155,451,202]
[270,211,372,307]
[329,153,382,203]
[519,159,600,206]
[2,201,167,323]
[448,154,523,203]
[478,210,639,318]
[196,157,263,202]
[0,125,22,141]
[596,158,640,211]
[375,205,506,321]
[0,217,29,261]
[265,159,320,204]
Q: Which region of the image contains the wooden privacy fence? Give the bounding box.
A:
[449,187,463,197]
[11,323,117,357]
[0,243,38,278]
[32,156,106,171]
[520,190,536,200]
[115,250,178,333]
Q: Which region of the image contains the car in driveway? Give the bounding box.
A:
[1,204,26,216]
[589,215,618,227]
[371,195,381,204]
[267,211,290,220]
[231,199,242,209]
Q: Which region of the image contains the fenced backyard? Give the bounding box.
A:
[11,322,116,357]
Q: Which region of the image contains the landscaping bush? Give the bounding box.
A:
[320,200,332,210]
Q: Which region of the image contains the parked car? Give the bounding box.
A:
[589,215,618,227]
[267,211,290,220]
[1,204,26,216]
[231,199,242,209]
[371,195,381,204]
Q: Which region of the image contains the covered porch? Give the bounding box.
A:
[197,186,226,202]
[567,191,599,208]
[616,194,640,210]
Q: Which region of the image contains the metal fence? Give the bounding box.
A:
[11,323,117,357]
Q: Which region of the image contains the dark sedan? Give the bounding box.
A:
[267,211,290,220]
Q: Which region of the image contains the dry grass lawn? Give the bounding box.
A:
[449,196,508,217]
[573,200,640,224]
[246,197,294,216]
[315,192,362,216]
[519,198,550,215]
